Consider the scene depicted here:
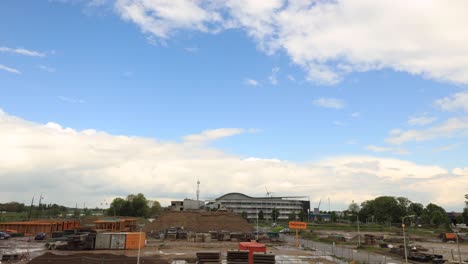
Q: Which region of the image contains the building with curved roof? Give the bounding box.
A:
[208,192,310,220]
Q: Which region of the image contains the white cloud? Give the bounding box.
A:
[115,0,224,39]
[435,92,468,112]
[366,145,393,153]
[386,118,468,145]
[351,112,361,118]
[114,1,468,85]
[38,65,56,73]
[407,115,437,126]
[313,97,345,109]
[0,64,21,74]
[0,46,46,57]
[0,109,465,210]
[268,67,279,85]
[366,145,409,155]
[432,143,460,153]
[287,74,295,81]
[183,128,255,144]
[245,79,259,86]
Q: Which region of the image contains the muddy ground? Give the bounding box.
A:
[1,237,339,264]
[314,229,468,262]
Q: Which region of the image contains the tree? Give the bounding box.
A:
[456,214,465,224]
[241,211,248,219]
[127,193,148,217]
[465,194,468,208]
[271,208,280,222]
[423,203,450,225]
[148,201,162,217]
[108,198,126,216]
[348,201,360,213]
[330,211,337,222]
[258,210,264,220]
[107,193,155,218]
[298,210,306,221]
[408,203,424,217]
[463,208,468,225]
[288,212,296,221]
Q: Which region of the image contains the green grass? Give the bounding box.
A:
[0,212,29,222]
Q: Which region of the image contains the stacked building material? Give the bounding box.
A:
[203,233,212,242]
[219,231,231,241]
[187,232,196,242]
[253,253,275,264]
[196,251,221,264]
[195,233,204,242]
[209,231,218,240]
[178,230,188,240]
[227,250,249,264]
[230,232,243,242]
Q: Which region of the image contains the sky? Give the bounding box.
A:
[1,0,467,211]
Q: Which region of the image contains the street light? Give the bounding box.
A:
[454,228,462,264]
[137,223,145,264]
[402,215,415,264]
[349,213,361,248]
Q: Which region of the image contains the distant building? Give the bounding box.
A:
[309,213,332,222]
[170,199,205,211]
[207,192,310,220]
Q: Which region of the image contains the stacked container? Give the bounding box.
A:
[94,232,145,250]
[125,232,146,249]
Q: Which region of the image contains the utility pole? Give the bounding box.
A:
[196,178,200,201]
[28,195,35,221]
[256,208,259,241]
[38,193,43,219]
[402,215,415,264]
[455,229,462,264]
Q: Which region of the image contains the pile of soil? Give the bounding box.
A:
[145,211,253,233]
[28,252,168,264]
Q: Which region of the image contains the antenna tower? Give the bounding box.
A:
[197,178,200,201]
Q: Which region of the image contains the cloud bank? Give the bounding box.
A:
[114,0,468,85]
[0,109,465,210]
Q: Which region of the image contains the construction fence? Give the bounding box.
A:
[283,235,468,264]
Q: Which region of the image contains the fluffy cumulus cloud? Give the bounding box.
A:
[114,0,468,84]
[407,115,437,126]
[436,92,468,112]
[386,118,468,145]
[0,109,466,210]
[183,128,255,144]
[366,145,409,155]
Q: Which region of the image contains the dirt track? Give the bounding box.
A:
[28,252,169,264]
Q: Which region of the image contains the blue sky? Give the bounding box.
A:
[1,0,467,209]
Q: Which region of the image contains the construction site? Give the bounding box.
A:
[0,209,339,264]
[2,208,468,264]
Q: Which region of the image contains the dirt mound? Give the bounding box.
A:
[28,252,168,264]
[145,211,253,233]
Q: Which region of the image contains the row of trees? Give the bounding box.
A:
[347,196,463,226]
[1,194,163,220]
[107,193,162,218]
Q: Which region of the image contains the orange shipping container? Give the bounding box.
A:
[125,232,146,249]
[445,233,456,239]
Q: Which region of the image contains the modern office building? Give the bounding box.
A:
[207,192,310,220]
